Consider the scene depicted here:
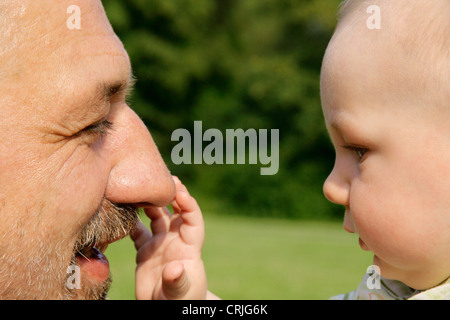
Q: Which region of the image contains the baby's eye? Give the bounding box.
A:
[343,145,367,161]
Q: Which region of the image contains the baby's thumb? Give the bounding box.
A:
[161,261,190,299]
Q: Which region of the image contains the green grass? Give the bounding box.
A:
[106,213,373,300]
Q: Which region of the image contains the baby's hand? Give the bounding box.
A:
[131,176,207,299]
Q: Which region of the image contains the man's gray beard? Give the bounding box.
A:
[0,238,72,299]
[0,198,139,300]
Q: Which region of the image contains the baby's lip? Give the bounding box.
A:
[359,237,370,251]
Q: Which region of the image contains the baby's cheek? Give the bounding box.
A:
[350,186,398,253]
[353,197,428,269]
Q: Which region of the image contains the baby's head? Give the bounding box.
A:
[320,0,449,290]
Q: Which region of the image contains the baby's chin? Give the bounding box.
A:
[372,255,444,291]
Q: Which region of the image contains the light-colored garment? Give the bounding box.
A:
[409,278,450,300]
[330,272,450,300]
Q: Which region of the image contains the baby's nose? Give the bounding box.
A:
[323,168,350,207]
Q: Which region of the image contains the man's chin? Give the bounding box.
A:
[82,275,112,300]
[65,272,112,300]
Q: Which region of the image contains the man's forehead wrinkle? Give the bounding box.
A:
[0,0,116,82]
[1,0,93,46]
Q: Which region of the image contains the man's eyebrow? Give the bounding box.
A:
[94,72,136,104]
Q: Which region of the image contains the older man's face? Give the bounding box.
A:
[0,0,175,299]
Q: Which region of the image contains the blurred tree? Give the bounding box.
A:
[103,0,343,220]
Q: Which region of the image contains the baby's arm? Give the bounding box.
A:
[131,176,219,300]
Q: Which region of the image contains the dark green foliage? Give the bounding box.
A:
[103,0,344,220]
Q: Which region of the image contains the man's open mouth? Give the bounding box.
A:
[70,199,140,289]
[74,237,128,285]
[75,247,110,285]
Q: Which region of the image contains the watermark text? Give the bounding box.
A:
[171,121,279,175]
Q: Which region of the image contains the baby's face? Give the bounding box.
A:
[320,20,450,290]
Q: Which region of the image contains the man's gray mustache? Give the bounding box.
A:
[73,198,139,254]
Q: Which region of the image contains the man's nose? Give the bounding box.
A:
[104,105,176,207]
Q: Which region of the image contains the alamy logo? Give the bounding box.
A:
[366,265,381,290]
[366,5,381,30]
[66,265,81,290]
[66,5,81,30]
[171,121,279,175]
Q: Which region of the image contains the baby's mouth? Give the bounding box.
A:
[359,237,370,251]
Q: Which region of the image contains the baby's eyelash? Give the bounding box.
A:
[343,145,367,160]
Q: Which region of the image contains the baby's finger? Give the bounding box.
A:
[172,176,188,193]
[171,176,193,214]
[176,191,203,227]
[175,191,205,246]
[171,197,181,213]
[130,221,152,250]
[144,206,172,234]
[161,261,189,300]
